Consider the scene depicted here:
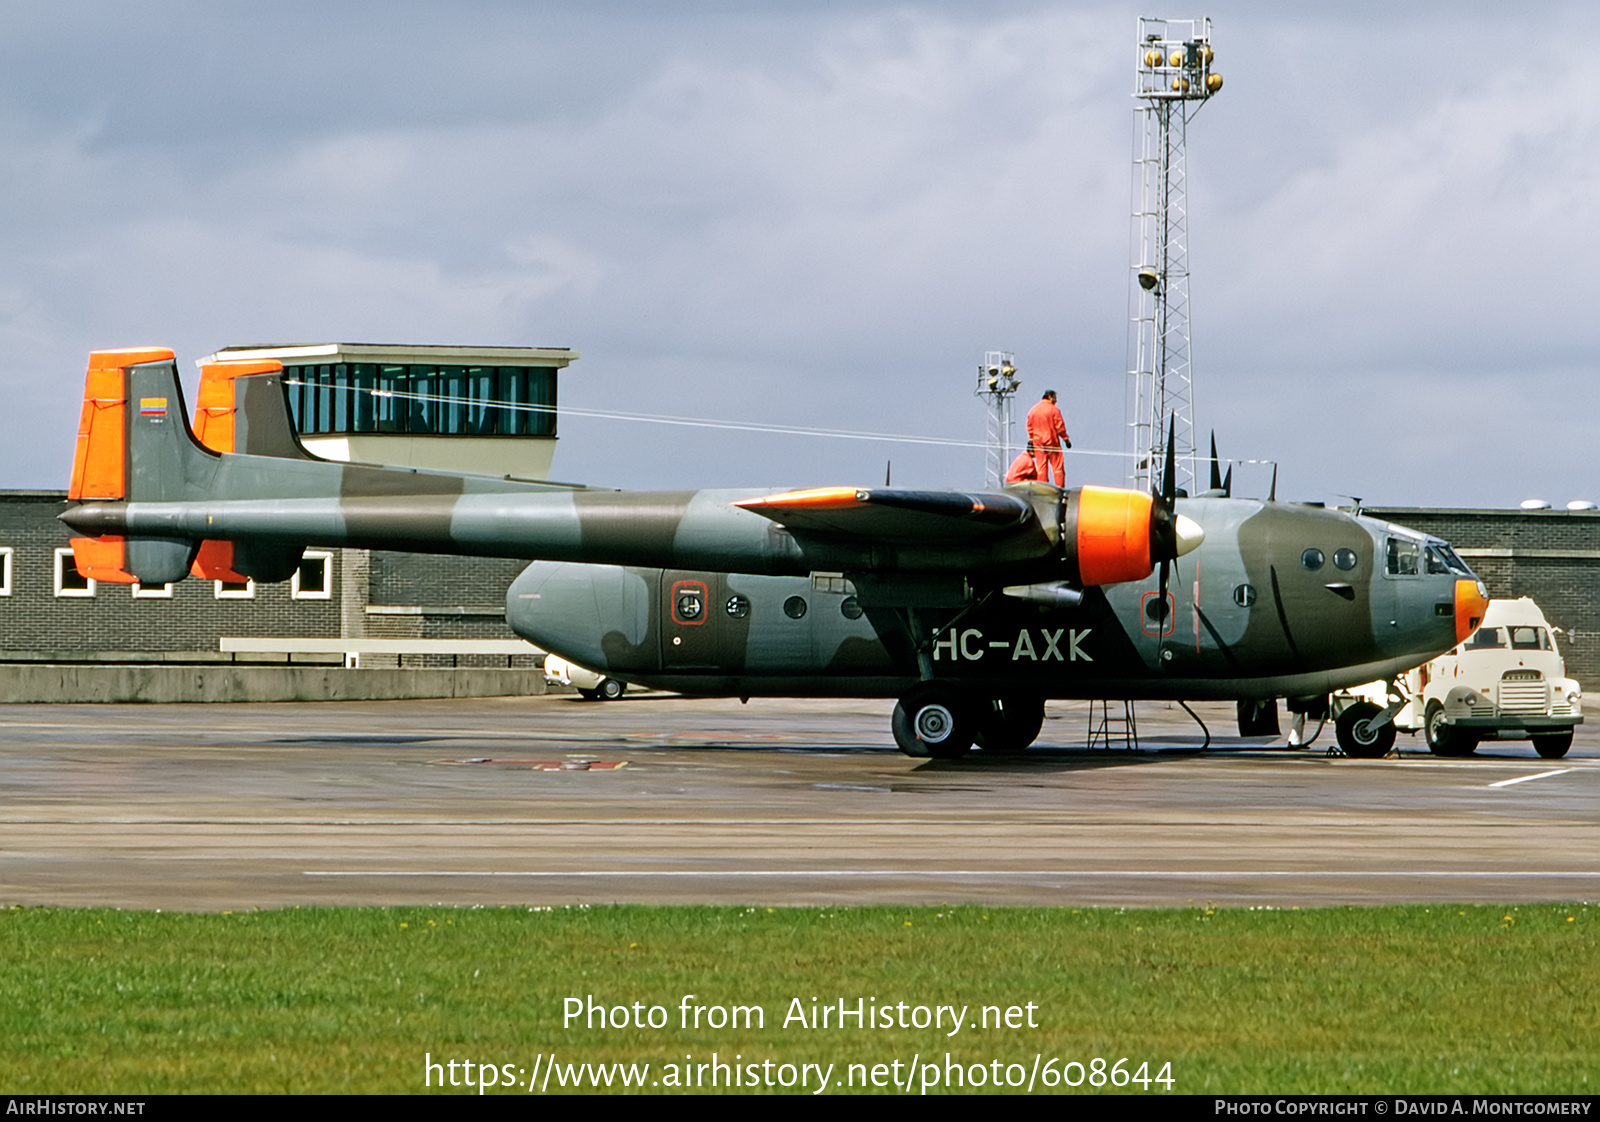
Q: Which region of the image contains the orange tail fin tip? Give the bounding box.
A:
[190,539,249,583]
[68,348,175,501]
[193,359,283,454]
[68,535,138,584]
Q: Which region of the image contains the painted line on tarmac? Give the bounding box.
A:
[304,869,1600,878]
[1488,768,1576,788]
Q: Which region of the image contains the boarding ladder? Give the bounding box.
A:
[1087,699,1139,750]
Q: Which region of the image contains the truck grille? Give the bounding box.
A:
[1498,675,1549,715]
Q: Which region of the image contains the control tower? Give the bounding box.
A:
[1126,17,1222,494]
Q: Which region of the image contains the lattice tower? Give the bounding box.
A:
[1127,17,1222,494]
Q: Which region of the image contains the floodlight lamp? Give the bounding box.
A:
[1138,268,1160,292]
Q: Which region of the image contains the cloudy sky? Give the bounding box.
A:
[1,1,1595,507]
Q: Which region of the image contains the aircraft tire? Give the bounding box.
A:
[892,686,974,759]
[597,678,627,701]
[1424,701,1477,757]
[1532,732,1573,759]
[973,693,1045,754]
[1335,701,1396,758]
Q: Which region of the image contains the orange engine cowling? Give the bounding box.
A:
[1069,485,1158,587]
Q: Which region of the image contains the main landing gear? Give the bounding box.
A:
[892,685,1045,759]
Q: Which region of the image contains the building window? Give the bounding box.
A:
[215,579,255,599]
[292,551,333,600]
[285,363,557,438]
[132,581,174,599]
[0,547,11,596]
[54,547,95,598]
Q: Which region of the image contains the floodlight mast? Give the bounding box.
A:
[976,350,1020,487]
[1127,17,1222,495]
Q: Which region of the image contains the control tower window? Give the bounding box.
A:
[287,363,557,438]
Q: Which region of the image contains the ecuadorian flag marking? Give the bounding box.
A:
[139,397,168,416]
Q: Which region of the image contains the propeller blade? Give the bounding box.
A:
[1222,464,1232,498]
[1162,416,1177,505]
[1269,463,1278,503]
[1148,415,1184,618]
[1209,431,1222,492]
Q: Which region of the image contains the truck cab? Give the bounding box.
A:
[1337,597,1582,758]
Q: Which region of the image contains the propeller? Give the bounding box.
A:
[1149,417,1179,631]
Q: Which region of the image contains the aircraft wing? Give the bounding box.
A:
[59,349,1199,591]
[732,487,1041,544]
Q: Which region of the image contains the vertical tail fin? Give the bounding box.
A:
[194,358,321,460]
[67,348,210,585]
[189,358,325,581]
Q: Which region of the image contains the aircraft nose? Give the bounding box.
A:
[1455,578,1490,643]
[1174,513,1205,557]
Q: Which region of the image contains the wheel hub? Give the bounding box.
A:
[915,704,956,744]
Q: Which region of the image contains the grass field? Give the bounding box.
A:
[2,903,1595,1095]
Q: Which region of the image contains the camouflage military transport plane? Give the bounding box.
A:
[61,349,1489,760]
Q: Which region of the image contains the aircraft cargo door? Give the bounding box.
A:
[661,570,728,670]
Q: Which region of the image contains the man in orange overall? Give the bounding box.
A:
[1025,389,1070,486]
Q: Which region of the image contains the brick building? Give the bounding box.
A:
[1365,507,1600,687]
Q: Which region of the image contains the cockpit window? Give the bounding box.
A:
[1510,626,1551,651]
[1425,544,1474,577]
[1464,627,1505,650]
[1385,537,1420,576]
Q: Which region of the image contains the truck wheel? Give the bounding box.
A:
[1424,701,1477,757]
[1335,701,1396,758]
[1532,732,1572,759]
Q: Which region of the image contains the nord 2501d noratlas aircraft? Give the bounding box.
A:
[60,348,1489,760]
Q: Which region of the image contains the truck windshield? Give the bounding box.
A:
[1509,626,1551,651]
[1464,627,1505,650]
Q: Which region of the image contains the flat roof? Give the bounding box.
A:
[196,343,579,368]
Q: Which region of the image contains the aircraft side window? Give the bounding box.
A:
[783,595,808,620]
[1301,548,1324,571]
[1464,627,1504,650]
[1333,548,1358,571]
[839,596,863,620]
[1232,584,1256,607]
[725,594,750,619]
[1385,538,1419,576]
[1510,626,1543,651]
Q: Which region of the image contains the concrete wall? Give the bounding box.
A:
[0,664,549,704]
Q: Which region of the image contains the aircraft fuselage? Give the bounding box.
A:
[507,498,1476,703]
